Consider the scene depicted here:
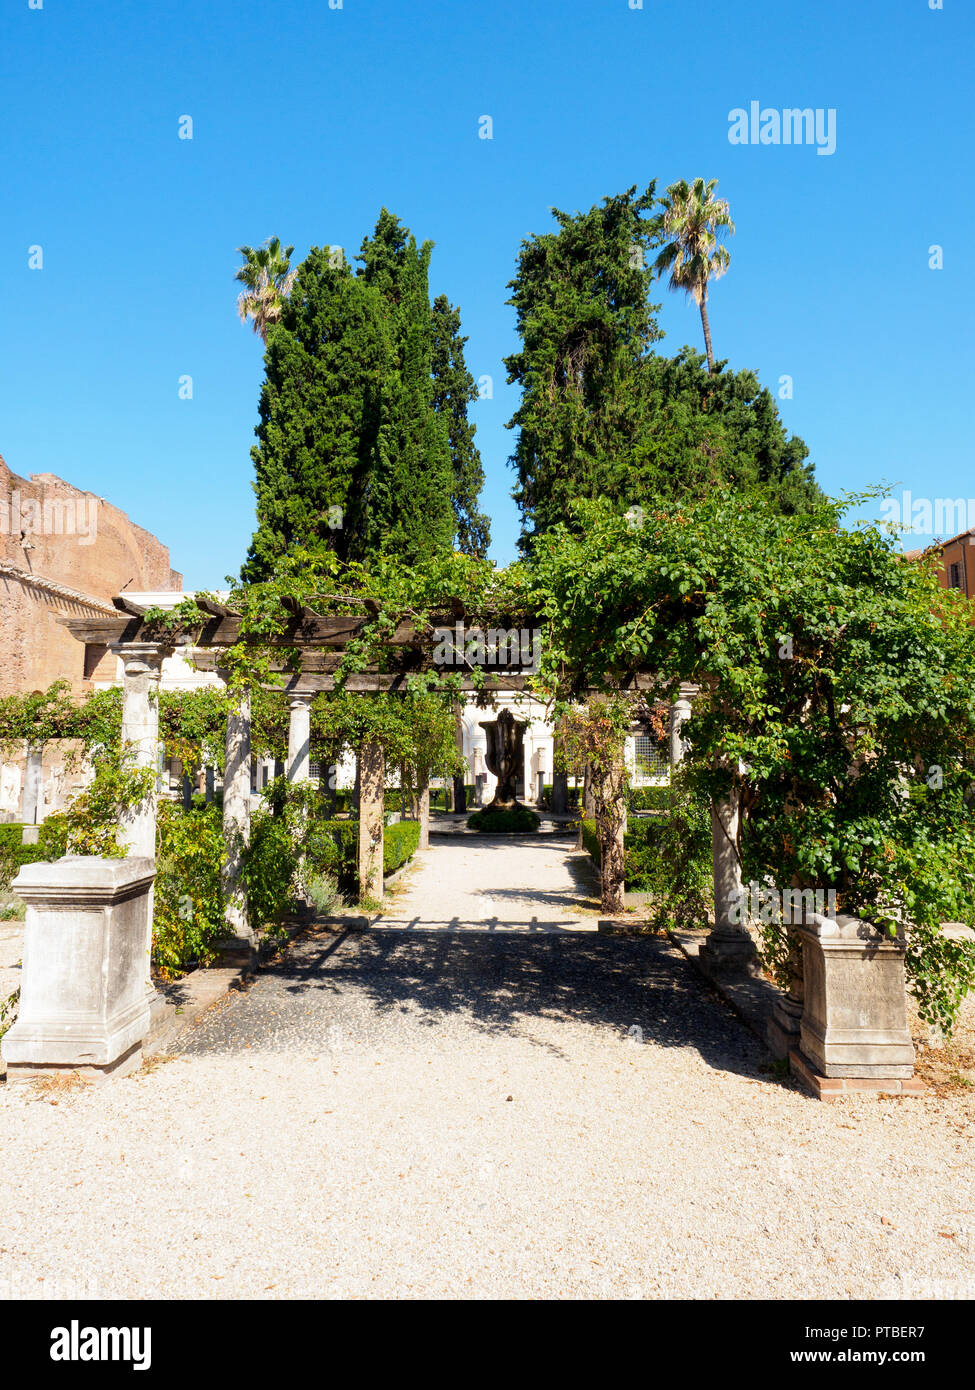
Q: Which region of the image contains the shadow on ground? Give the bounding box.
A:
[176,927,765,1081]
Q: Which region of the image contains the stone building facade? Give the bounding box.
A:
[0,453,182,820]
[905,528,975,600]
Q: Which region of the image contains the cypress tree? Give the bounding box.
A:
[243,249,391,579]
[356,210,454,562]
[431,294,490,557]
[244,209,483,577]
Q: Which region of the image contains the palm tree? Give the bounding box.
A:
[653,179,734,373]
[234,237,297,343]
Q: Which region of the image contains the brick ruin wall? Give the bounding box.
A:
[0,453,182,820]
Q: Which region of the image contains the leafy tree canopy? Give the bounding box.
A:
[526,492,975,1029]
[505,185,820,551]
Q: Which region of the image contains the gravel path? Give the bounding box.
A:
[0,921,23,1003]
[1,924,972,1301]
[374,835,599,930]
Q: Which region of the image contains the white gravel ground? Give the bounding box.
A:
[1,919,972,1302]
[374,833,599,930]
[0,921,23,1004]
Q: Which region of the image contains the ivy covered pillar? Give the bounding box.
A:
[357,739,385,903]
[701,789,758,972]
[221,684,253,944]
[287,693,313,784]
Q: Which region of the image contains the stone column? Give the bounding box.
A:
[700,789,758,972]
[669,697,692,766]
[113,642,167,999]
[21,743,44,825]
[287,693,313,784]
[205,765,215,803]
[114,644,167,860]
[221,685,253,944]
[452,703,467,815]
[357,739,385,903]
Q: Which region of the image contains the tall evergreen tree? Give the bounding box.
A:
[431,294,490,557]
[356,210,455,561]
[505,185,663,550]
[242,249,391,579]
[245,210,483,578]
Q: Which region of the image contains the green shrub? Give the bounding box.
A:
[242,804,301,933]
[0,825,25,852]
[540,784,582,810]
[0,834,46,895]
[37,815,69,860]
[467,806,541,833]
[580,778,711,910]
[303,817,420,888]
[385,820,420,873]
[581,815,660,888]
[152,803,226,977]
[304,872,343,915]
[628,785,672,812]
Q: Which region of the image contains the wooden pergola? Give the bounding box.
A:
[60,594,721,946]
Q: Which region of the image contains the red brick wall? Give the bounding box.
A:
[0,453,182,698]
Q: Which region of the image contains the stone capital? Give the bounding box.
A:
[111,641,170,678]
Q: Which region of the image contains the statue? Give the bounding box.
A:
[480,708,528,809]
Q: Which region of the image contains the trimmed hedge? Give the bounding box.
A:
[628,785,672,812]
[0,826,48,893]
[0,825,25,852]
[540,784,582,810]
[304,817,420,887]
[467,806,541,833]
[580,815,663,891]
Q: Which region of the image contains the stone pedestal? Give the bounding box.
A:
[2,856,155,1081]
[795,913,915,1080]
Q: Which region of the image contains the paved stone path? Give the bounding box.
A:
[374,833,600,931]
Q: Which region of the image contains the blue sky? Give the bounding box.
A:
[2,0,971,587]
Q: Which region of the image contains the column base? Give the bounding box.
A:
[4,1042,144,1085]
[790,1049,925,1100]
[699,929,761,976]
